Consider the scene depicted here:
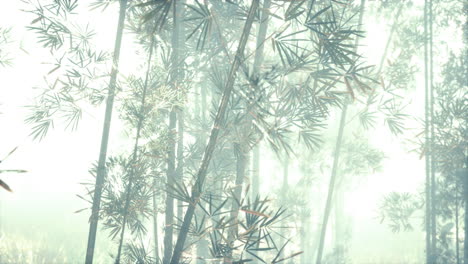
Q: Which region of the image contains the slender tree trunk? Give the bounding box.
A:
[456,180,460,264]
[169,2,260,263]
[175,0,186,224]
[225,144,248,264]
[333,184,344,254]
[429,0,437,261]
[153,181,160,263]
[252,145,260,200]
[115,35,155,264]
[226,144,248,262]
[311,186,326,260]
[251,0,271,203]
[333,187,338,251]
[310,220,320,260]
[315,1,365,263]
[464,173,468,264]
[196,40,209,264]
[279,154,289,258]
[85,1,127,263]
[223,0,272,261]
[424,0,433,262]
[462,162,468,264]
[300,214,309,264]
[177,111,184,221]
[315,102,348,264]
[164,113,176,264]
[196,77,210,264]
[462,4,468,263]
[163,1,184,263]
[252,0,271,73]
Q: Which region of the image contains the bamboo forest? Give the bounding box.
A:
[0,0,466,263]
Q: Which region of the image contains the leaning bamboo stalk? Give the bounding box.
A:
[315,1,366,263]
[225,1,272,262]
[115,35,155,264]
[169,1,260,263]
[85,1,128,263]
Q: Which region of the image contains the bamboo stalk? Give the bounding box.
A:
[115,35,155,264]
[429,0,437,260]
[169,2,260,263]
[163,1,184,262]
[424,0,433,262]
[85,1,128,262]
[315,1,366,263]
[153,182,160,263]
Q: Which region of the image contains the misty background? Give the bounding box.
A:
[0,0,465,263]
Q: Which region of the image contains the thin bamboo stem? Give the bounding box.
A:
[115,35,155,264]
[169,2,260,263]
[85,1,128,262]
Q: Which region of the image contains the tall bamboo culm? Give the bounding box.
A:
[85,1,128,263]
[169,2,260,263]
[315,1,366,263]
